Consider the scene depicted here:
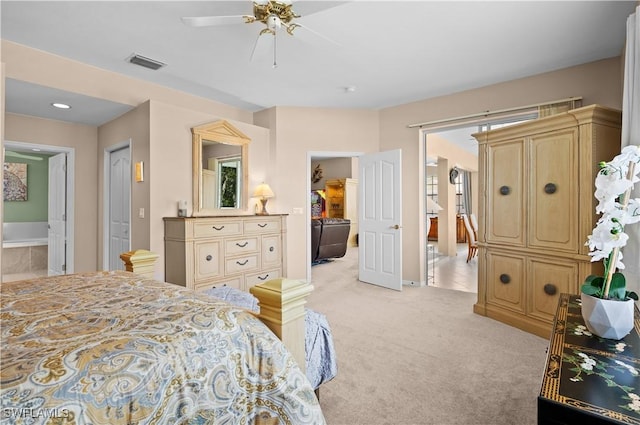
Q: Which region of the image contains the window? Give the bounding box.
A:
[426,175,438,215]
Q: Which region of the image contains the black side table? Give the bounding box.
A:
[538,293,640,424]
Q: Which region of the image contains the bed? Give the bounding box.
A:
[0,271,325,424]
[203,286,337,391]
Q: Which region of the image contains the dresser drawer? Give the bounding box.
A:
[193,220,242,238]
[194,241,222,281]
[225,237,258,255]
[244,219,281,234]
[225,255,259,274]
[245,269,281,289]
[194,276,242,292]
[261,234,281,267]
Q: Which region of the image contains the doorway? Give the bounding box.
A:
[307,152,361,285]
[2,141,75,281]
[103,141,131,271]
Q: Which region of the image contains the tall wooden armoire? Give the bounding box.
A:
[472,105,622,338]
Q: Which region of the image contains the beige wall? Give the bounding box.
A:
[2,41,252,124]
[255,106,379,280]
[4,113,99,272]
[147,100,270,279]
[0,37,627,286]
[97,101,151,268]
[379,57,625,283]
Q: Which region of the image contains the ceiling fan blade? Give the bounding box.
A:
[285,21,340,46]
[181,15,251,27]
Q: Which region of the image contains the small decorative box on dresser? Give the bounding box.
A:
[472,105,622,338]
[163,215,287,292]
[538,294,640,425]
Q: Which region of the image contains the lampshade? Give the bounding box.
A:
[427,197,443,212]
[253,183,274,199]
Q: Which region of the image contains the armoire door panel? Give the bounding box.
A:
[486,141,525,246]
[487,251,525,313]
[528,258,578,323]
[529,129,579,252]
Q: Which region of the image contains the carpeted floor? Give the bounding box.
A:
[308,248,549,425]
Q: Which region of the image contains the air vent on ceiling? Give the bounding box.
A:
[128,54,166,70]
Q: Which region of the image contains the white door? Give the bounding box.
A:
[358,149,403,290]
[108,147,131,270]
[48,153,67,275]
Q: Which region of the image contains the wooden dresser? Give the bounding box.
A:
[473,105,622,338]
[163,215,287,292]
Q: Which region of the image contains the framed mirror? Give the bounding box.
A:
[192,120,250,216]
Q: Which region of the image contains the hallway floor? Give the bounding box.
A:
[429,242,478,293]
[311,242,477,294]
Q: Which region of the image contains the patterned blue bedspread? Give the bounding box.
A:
[1,272,325,424]
[204,286,337,389]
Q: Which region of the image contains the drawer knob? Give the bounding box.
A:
[269,246,274,252]
[499,274,511,284]
[499,186,510,195]
[236,259,249,266]
[212,225,225,231]
[236,241,248,248]
[543,283,557,296]
[544,183,557,194]
[206,255,212,261]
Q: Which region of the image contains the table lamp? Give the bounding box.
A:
[253,183,274,215]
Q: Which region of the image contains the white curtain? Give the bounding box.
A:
[621,6,640,297]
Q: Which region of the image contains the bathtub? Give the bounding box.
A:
[3,238,48,249]
[2,222,48,275]
[3,222,48,247]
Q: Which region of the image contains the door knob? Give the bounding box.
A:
[392,224,402,229]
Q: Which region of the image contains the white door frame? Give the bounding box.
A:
[102,140,131,270]
[3,140,75,274]
[306,151,363,283]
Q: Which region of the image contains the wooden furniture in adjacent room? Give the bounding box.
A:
[473,105,622,338]
[461,214,478,263]
[427,215,467,243]
[538,294,640,424]
[325,178,358,246]
[164,215,287,292]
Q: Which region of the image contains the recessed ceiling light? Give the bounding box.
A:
[51,102,71,109]
[31,148,41,152]
[344,86,356,93]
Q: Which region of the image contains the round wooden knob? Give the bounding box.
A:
[499,274,511,284]
[543,283,557,295]
[206,255,212,261]
[499,186,511,195]
[544,183,557,194]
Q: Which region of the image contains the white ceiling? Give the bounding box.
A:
[1,1,637,127]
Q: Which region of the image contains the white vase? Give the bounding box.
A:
[580,293,635,340]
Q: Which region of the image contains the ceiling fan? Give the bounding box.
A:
[181,0,333,67]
